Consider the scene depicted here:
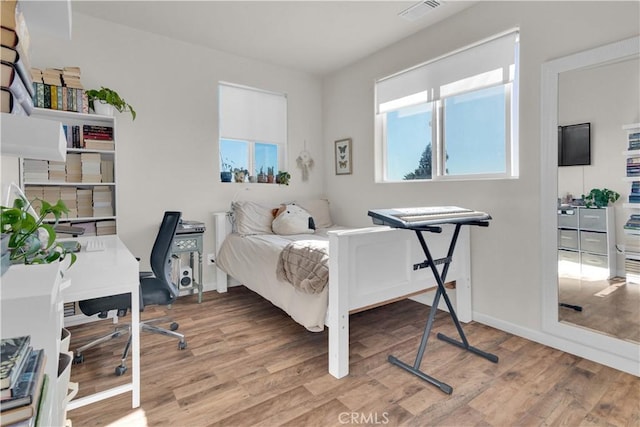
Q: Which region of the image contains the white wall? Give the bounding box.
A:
[322,1,639,349]
[23,12,325,284]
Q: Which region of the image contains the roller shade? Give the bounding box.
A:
[376,30,519,113]
[219,83,287,144]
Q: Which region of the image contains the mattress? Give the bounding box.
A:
[216,228,343,332]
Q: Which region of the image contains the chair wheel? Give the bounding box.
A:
[73,354,84,365]
[178,341,187,350]
[115,365,128,376]
[170,322,179,331]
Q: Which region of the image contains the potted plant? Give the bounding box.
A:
[582,188,620,208]
[276,171,291,185]
[267,166,275,183]
[1,196,76,267]
[220,157,233,182]
[257,166,267,183]
[86,86,137,120]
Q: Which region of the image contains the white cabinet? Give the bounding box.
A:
[0,263,71,427]
[557,206,616,279]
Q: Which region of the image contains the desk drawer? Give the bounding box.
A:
[579,208,606,231]
[580,231,607,254]
[558,229,578,250]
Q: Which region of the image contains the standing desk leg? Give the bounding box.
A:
[388,224,498,395]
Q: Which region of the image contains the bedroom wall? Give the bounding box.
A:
[321,1,639,356]
[19,12,325,285]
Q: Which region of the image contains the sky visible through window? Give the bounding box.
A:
[220,139,278,176]
[386,85,506,180]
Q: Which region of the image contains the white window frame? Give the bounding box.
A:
[375,29,519,182]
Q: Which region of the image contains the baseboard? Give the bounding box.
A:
[473,312,640,377]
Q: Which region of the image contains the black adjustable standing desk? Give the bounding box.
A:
[368,206,498,394]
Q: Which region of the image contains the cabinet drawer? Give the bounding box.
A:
[581,252,608,268]
[558,229,578,250]
[579,208,606,231]
[558,211,578,228]
[580,231,607,254]
[558,249,579,264]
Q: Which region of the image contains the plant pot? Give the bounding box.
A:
[257,173,267,183]
[220,171,232,182]
[93,101,115,116]
[267,175,275,183]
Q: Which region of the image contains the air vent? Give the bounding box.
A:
[399,0,442,22]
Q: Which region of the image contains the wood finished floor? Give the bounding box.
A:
[67,286,640,427]
[558,276,639,343]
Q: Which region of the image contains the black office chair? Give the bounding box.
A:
[73,211,187,376]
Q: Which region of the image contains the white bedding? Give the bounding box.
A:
[215,227,344,332]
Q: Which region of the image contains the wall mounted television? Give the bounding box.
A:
[558,122,591,166]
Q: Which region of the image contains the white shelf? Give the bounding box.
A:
[24,182,116,186]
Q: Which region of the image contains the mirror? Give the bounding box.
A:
[541,36,640,374]
[557,57,640,343]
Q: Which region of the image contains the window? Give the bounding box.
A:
[218,83,287,181]
[375,30,519,182]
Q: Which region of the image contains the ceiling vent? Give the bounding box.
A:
[398,1,442,22]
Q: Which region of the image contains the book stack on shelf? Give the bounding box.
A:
[65,154,81,182]
[83,124,114,150]
[0,0,33,116]
[0,336,47,427]
[60,187,77,219]
[47,161,65,183]
[96,220,117,236]
[80,153,102,183]
[628,129,640,204]
[76,189,93,219]
[31,66,87,113]
[92,186,113,218]
[21,160,47,182]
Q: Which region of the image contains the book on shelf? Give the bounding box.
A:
[0,349,45,412]
[0,1,30,50]
[0,87,26,115]
[0,45,32,97]
[84,139,115,150]
[1,60,33,114]
[0,336,31,392]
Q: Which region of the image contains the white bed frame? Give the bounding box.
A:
[213,212,473,379]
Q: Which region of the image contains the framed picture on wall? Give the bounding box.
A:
[334,138,352,175]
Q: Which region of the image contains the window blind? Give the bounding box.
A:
[376,30,519,113]
[219,83,287,144]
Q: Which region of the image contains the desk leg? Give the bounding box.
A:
[131,287,140,408]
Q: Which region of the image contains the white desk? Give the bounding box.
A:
[61,235,140,410]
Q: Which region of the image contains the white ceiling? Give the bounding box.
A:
[71,1,476,76]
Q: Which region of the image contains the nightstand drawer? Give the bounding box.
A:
[579,208,606,231]
[580,231,607,254]
[558,229,578,250]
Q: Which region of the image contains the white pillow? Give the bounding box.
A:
[272,204,315,235]
[231,201,276,235]
[294,199,333,228]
